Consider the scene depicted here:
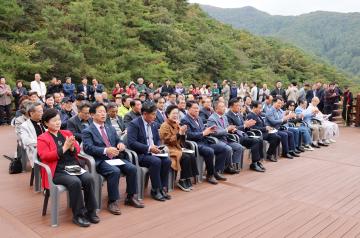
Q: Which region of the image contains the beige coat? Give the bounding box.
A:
[159,119,184,171]
[0,84,12,106]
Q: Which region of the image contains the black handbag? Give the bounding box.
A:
[4,155,23,174]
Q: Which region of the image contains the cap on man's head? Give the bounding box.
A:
[61,97,73,104]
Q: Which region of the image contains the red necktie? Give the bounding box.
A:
[100,126,113,158]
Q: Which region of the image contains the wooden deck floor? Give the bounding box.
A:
[1,126,360,237]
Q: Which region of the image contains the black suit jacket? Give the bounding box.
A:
[77,84,91,99]
[225,110,245,131]
[199,107,212,124]
[67,115,92,143]
[123,111,141,129]
[105,116,125,131]
[246,112,267,134]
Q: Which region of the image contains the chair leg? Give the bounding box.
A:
[50,188,59,227]
[42,189,50,216]
[136,168,143,200]
[30,168,34,187]
[34,164,41,193]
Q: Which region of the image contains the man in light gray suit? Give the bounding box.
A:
[207,101,243,174]
[19,102,45,167]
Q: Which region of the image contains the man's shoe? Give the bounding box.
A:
[214,172,227,181]
[186,178,193,190]
[177,180,191,192]
[289,151,300,157]
[160,189,172,200]
[297,147,305,152]
[72,215,91,227]
[257,162,266,171]
[108,201,122,215]
[294,149,302,154]
[329,139,336,143]
[318,142,329,147]
[124,195,145,208]
[304,145,314,151]
[151,189,166,201]
[206,175,218,185]
[250,163,265,172]
[266,154,277,162]
[282,153,294,159]
[85,211,100,224]
[311,143,320,148]
[224,166,238,174]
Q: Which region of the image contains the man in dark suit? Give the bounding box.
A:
[246,101,281,162]
[271,81,287,102]
[67,101,92,143]
[265,97,299,158]
[199,97,213,124]
[123,99,142,128]
[181,100,230,184]
[60,97,76,129]
[77,77,91,100]
[154,97,166,129]
[105,102,125,137]
[127,102,172,202]
[82,102,144,215]
[225,98,266,172]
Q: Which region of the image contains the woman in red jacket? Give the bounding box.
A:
[112,82,124,98]
[37,109,99,227]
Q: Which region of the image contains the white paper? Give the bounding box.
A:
[65,167,87,176]
[182,148,195,154]
[152,153,169,157]
[105,159,125,166]
[269,129,278,134]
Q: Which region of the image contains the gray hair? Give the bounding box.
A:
[26,102,42,114]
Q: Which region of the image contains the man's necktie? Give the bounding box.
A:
[219,117,225,128]
[100,125,113,158]
[146,123,154,146]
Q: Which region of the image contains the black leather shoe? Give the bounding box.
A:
[311,143,320,148]
[289,151,300,157]
[86,211,100,224]
[151,189,166,201]
[297,147,305,152]
[214,172,227,181]
[224,166,238,174]
[318,142,329,147]
[206,175,218,185]
[282,153,294,159]
[125,195,145,208]
[73,216,91,227]
[257,162,266,171]
[266,154,277,162]
[250,163,265,172]
[160,189,172,200]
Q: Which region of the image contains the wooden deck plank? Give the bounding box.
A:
[0,126,360,237]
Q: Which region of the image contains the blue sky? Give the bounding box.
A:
[188,0,360,15]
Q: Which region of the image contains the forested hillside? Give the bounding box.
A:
[0,0,353,89]
[201,4,360,77]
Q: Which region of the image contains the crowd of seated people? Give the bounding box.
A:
[4,73,344,227]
